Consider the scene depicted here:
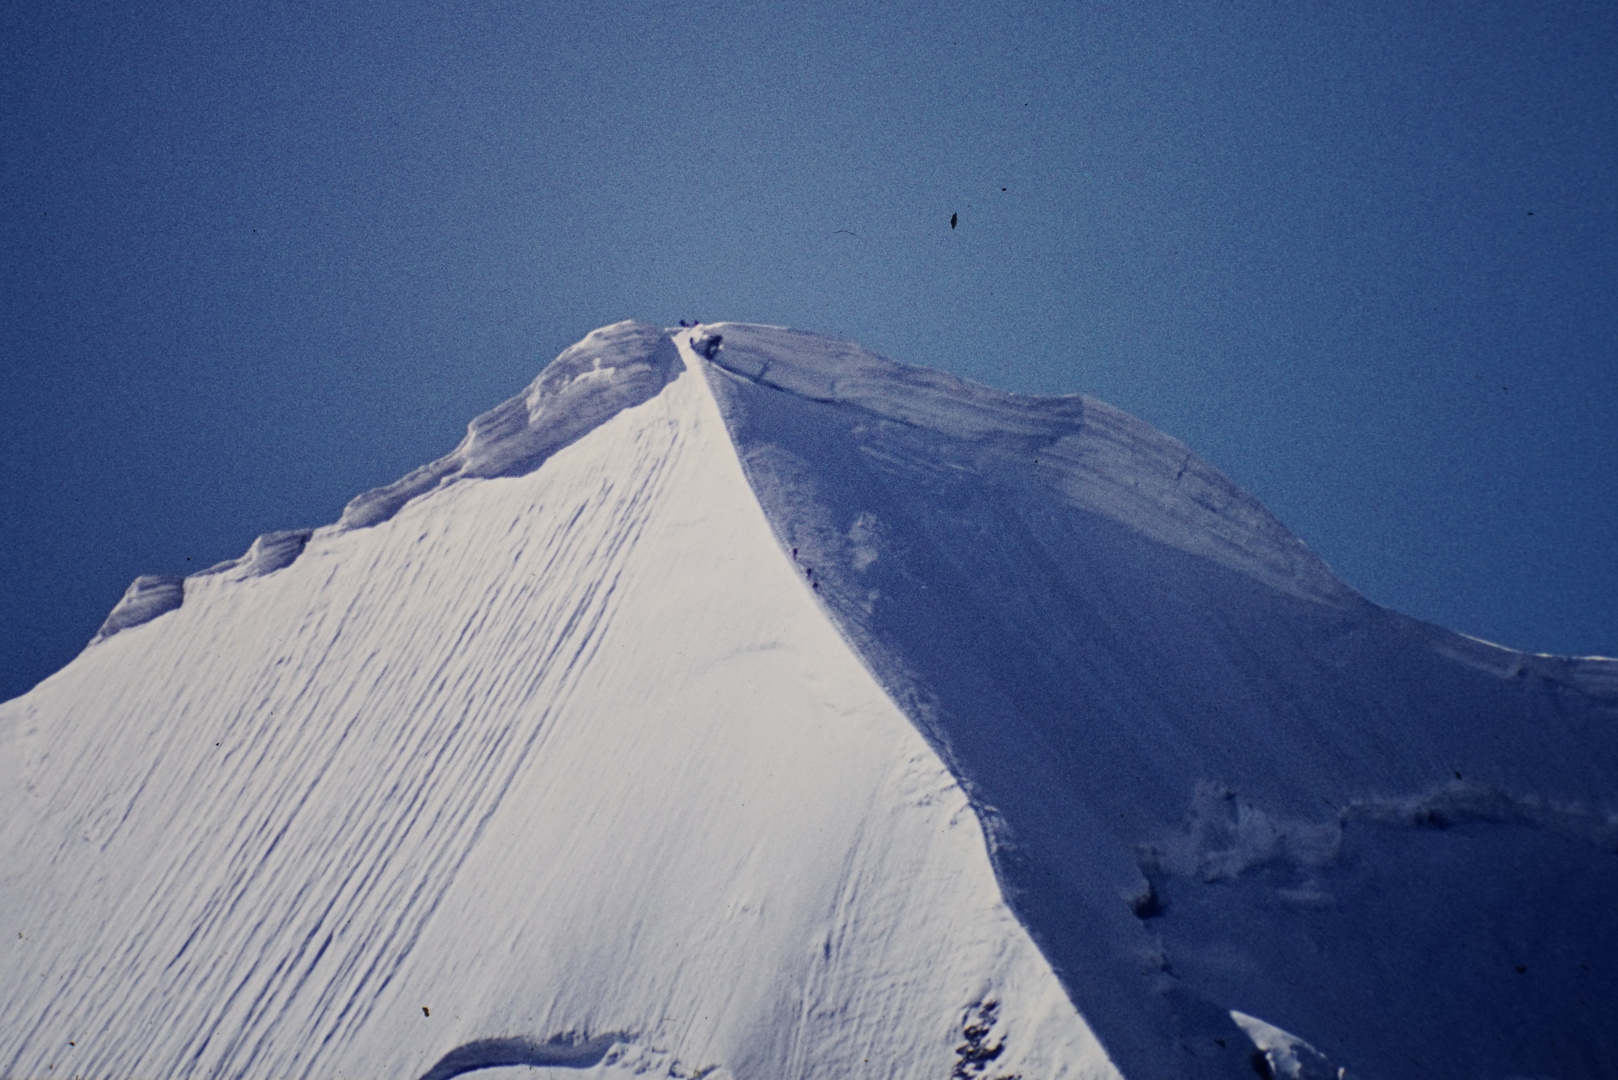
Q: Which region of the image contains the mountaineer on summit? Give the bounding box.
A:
[690,327,723,359]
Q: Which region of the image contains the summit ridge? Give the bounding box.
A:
[5,321,1615,1080]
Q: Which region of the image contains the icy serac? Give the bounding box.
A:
[3,320,1616,1080]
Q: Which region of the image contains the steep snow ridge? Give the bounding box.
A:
[16,318,1618,1080]
[703,322,1351,607]
[94,529,314,643]
[92,531,317,644]
[697,324,1618,1079]
[198,528,315,580]
[82,321,680,645]
[1424,624,1618,701]
[0,326,1118,1080]
[339,320,683,530]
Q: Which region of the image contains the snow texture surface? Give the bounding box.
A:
[0,323,1113,1080]
[338,321,684,530]
[4,320,1616,1080]
[699,322,1618,1080]
[91,573,185,643]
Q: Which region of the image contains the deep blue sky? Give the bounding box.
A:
[3,0,1614,702]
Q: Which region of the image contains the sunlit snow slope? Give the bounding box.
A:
[0,323,1116,1080]
[701,322,1618,1080]
[6,319,1616,1080]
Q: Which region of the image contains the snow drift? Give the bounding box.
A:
[2,321,1614,1080]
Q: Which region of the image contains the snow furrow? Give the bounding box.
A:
[0,327,1119,1080]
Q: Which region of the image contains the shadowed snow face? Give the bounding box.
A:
[696,321,1618,1080]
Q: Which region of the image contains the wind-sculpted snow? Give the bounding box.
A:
[91,530,315,642]
[81,321,680,647]
[415,1032,625,1080]
[11,318,1617,1080]
[1229,1011,1347,1080]
[1425,622,1618,701]
[198,527,315,580]
[697,322,1618,1080]
[0,329,1116,1080]
[91,573,184,642]
[705,323,1352,607]
[339,320,681,530]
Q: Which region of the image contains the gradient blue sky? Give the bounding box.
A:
[3,0,1614,702]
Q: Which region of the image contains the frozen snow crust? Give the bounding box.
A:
[4,319,1615,1080]
[700,322,1618,1080]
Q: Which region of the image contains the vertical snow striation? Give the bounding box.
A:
[0,325,1119,1080]
[19,316,1615,1079]
[696,321,1618,1080]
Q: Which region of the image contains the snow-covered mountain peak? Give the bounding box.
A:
[89,318,1353,650]
[11,320,1616,1080]
[699,322,1352,607]
[3,321,1120,1080]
